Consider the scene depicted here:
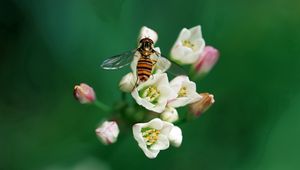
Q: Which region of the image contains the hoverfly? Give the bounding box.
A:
[101,37,185,85]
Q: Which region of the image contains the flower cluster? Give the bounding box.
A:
[73,26,219,159]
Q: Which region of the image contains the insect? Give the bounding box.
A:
[101,37,185,84]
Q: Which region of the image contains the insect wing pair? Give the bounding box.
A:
[101,49,185,76]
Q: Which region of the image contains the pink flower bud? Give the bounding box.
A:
[194,46,219,76]
[189,93,215,117]
[73,83,96,104]
[95,121,119,145]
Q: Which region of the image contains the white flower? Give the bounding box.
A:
[138,26,158,44]
[119,72,136,92]
[160,107,179,123]
[132,118,173,159]
[171,25,205,65]
[168,76,202,108]
[95,121,119,145]
[131,73,177,113]
[168,126,183,147]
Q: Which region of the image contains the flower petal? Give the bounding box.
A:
[142,148,160,159]
[147,118,164,130]
[160,121,174,135]
[138,26,158,44]
[168,126,183,147]
[151,134,170,150]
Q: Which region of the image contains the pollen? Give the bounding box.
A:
[182,40,194,49]
[142,86,160,103]
[178,86,187,97]
[142,128,160,146]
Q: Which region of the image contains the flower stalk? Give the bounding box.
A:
[93,100,111,112]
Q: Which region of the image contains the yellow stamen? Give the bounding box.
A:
[178,86,187,97]
[182,40,194,49]
[142,128,160,146]
[142,86,160,103]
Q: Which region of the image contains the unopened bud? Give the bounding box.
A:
[189,93,215,116]
[161,107,179,123]
[73,83,96,104]
[194,46,219,76]
[95,121,119,145]
[119,72,136,92]
[168,126,183,147]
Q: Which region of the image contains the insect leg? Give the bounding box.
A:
[131,70,140,92]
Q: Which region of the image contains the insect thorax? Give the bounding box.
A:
[138,48,154,57]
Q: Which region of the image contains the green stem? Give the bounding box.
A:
[93,100,111,112]
[121,92,126,101]
[189,66,196,80]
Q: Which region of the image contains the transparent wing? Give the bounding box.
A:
[101,50,136,70]
[153,52,186,76]
[165,57,187,76]
[154,55,171,72]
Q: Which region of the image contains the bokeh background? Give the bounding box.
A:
[1,0,300,169]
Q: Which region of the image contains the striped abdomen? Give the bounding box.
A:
[137,57,154,82]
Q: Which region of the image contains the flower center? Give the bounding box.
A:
[182,40,194,49]
[178,86,187,97]
[142,128,160,146]
[141,86,160,103]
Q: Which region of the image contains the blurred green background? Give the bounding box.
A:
[1,0,300,169]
